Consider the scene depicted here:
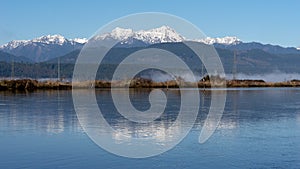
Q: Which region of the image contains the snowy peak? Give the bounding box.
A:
[111,27,134,40]
[32,34,67,44]
[95,26,240,45]
[96,25,185,44]
[95,27,134,41]
[0,35,85,62]
[72,38,88,44]
[135,25,185,43]
[0,35,86,50]
[0,26,244,50]
[0,40,30,50]
[297,47,300,50]
[196,36,241,45]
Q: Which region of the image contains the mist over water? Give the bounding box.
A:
[226,72,300,82]
[140,70,300,82]
[139,71,203,82]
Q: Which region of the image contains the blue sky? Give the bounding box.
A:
[1,0,299,47]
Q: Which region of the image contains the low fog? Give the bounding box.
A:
[139,70,300,82]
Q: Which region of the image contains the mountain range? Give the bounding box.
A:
[0,26,300,78]
[1,26,299,63]
[0,35,86,62]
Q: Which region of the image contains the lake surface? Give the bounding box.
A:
[0,88,300,169]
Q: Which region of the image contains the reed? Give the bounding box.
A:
[1,78,300,91]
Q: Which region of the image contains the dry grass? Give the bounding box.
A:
[1,78,300,91]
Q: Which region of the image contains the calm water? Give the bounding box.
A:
[0,88,300,169]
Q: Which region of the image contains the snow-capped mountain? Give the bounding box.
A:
[0,35,85,62]
[0,26,240,56]
[1,26,299,63]
[135,26,185,44]
[196,36,241,45]
[72,38,88,44]
[297,47,300,50]
[0,35,87,50]
[95,26,185,44]
[95,26,241,45]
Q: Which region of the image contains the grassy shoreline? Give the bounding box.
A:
[1,78,300,91]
